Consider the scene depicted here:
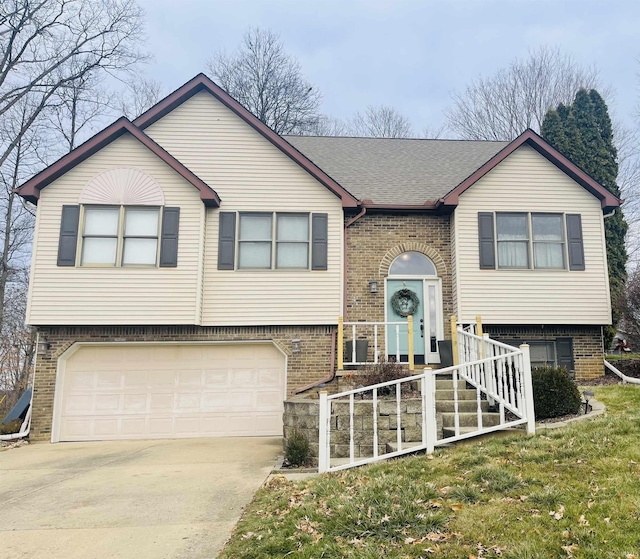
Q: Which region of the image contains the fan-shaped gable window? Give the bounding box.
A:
[389,252,436,276]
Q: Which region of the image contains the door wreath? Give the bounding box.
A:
[391,288,420,317]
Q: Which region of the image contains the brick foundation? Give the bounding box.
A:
[31,325,335,442]
[483,325,604,381]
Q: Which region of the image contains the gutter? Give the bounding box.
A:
[292,205,368,396]
[603,359,640,385]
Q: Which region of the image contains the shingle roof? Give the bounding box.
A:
[284,136,509,205]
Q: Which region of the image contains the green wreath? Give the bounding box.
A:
[391,288,420,317]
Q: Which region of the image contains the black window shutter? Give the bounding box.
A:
[556,338,574,372]
[311,213,328,270]
[57,205,80,266]
[478,212,496,269]
[566,214,585,271]
[218,212,236,270]
[159,207,180,267]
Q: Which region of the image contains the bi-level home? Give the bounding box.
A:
[17,74,620,443]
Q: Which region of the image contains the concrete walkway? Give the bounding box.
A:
[0,437,281,559]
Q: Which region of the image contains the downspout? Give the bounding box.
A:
[0,332,37,441]
[292,205,367,396]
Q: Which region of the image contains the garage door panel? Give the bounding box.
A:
[59,343,285,441]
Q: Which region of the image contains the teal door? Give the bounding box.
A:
[386,280,425,363]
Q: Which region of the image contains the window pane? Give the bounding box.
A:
[389,252,437,275]
[84,208,119,235]
[277,243,308,268]
[496,214,528,240]
[532,215,563,241]
[498,241,528,267]
[277,215,308,241]
[125,208,159,236]
[82,237,117,264]
[240,215,272,241]
[534,243,565,268]
[239,242,271,268]
[530,342,555,367]
[123,238,158,265]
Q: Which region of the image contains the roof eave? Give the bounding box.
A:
[134,74,359,209]
[440,129,623,211]
[15,118,220,207]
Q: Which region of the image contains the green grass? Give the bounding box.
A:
[605,353,640,361]
[220,386,640,559]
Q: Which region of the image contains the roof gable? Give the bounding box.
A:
[17,118,221,207]
[134,74,359,208]
[440,129,622,212]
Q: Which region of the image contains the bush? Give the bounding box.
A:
[531,365,581,420]
[284,430,311,467]
[352,361,410,396]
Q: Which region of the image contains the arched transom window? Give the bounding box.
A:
[389,251,437,276]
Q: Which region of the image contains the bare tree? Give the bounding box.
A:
[207,28,322,134]
[445,46,603,141]
[347,105,414,138]
[301,114,347,137]
[0,0,149,402]
[117,77,164,120]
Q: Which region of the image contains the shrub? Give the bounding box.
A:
[352,361,410,396]
[284,430,311,467]
[531,365,581,420]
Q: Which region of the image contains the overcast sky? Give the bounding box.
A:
[137,0,640,136]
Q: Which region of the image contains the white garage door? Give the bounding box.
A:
[56,343,286,442]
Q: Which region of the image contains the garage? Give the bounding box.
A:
[53,342,286,442]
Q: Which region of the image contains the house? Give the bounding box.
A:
[16,74,620,443]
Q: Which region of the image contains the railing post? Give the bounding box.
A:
[519,344,536,435]
[476,315,483,358]
[318,390,329,472]
[337,316,344,371]
[407,315,415,373]
[422,368,436,454]
[450,315,458,365]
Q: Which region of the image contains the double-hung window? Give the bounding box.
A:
[496,213,529,268]
[238,213,310,269]
[491,212,569,270]
[531,214,565,269]
[80,206,160,266]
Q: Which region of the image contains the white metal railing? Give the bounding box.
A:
[318,331,534,473]
[338,316,414,370]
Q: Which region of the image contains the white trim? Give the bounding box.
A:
[51,339,288,443]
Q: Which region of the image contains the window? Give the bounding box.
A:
[532,214,565,269]
[529,341,557,368]
[496,213,529,268]
[389,252,437,276]
[498,338,574,373]
[493,212,567,270]
[238,213,310,269]
[81,206,160,266]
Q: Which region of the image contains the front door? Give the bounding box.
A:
[386,279,442,365]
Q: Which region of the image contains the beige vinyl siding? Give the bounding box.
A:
[145,91,343,325]
[455,144,611,325]
[27,134,202,325]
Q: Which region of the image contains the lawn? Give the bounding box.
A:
[220,386,640,559]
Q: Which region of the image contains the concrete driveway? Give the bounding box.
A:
[0,437,281,559]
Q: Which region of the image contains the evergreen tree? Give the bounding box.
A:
[542,89,628,341]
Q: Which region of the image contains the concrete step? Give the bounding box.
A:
[385,441,425,453]
[434,378,472,389]
[441,412,502,428]
[436,399,489,413]
[442,426,525,439]
[434,388,478,401]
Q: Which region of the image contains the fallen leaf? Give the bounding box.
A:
[550,505,565,520]
[562,543,579,557]
[405,537,416,544]
[519,495,528,502]
[380,514,391,524]
[451,504,464,511]
[587,499,594,509]
[604,517,611,523]
[367,506,372,519]
[578,515,589,526]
